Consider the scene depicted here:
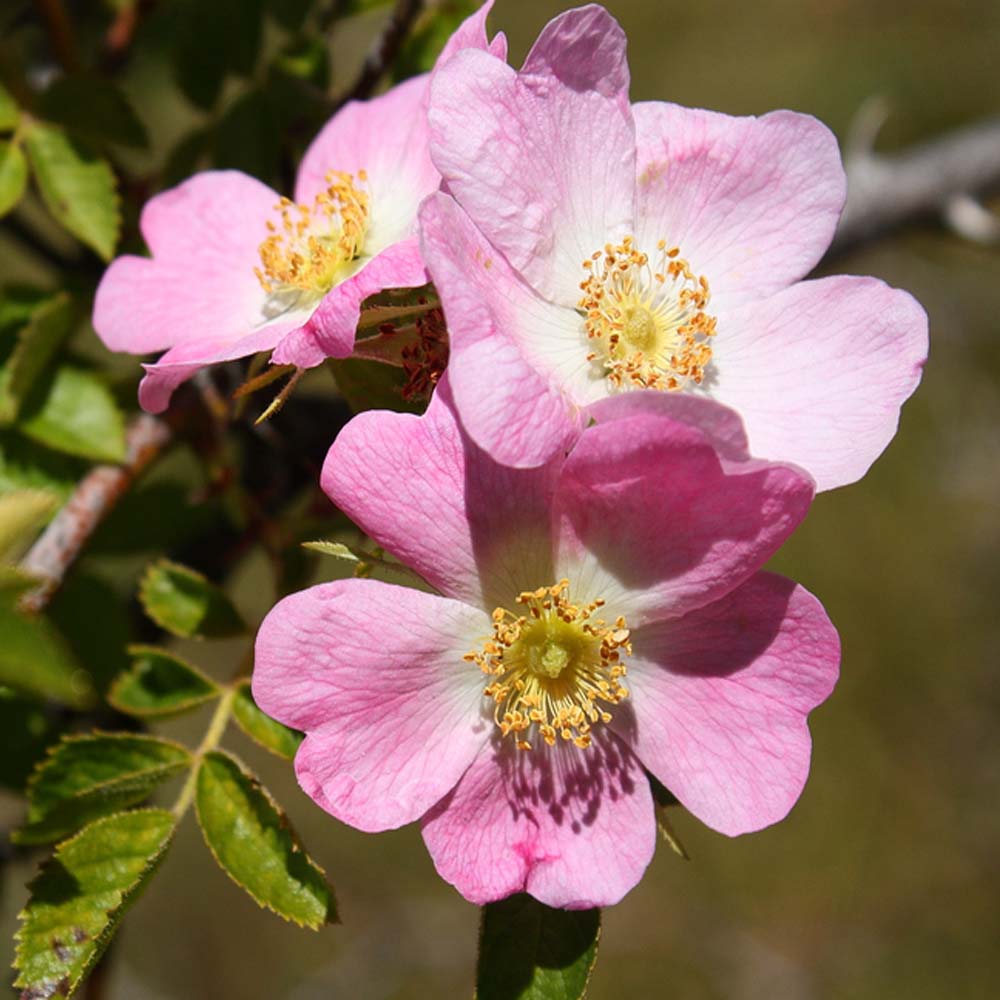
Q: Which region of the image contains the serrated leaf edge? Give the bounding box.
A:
[194,749,337,930]
[138,558,246,638]
[12,808,176,996]
[107,644,221,718]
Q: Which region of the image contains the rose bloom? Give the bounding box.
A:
[92,3,505,413]
[423,3,928,490]
[253,383,839,907]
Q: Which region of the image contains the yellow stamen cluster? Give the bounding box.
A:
[465,580,631,751]
[578,236,716,391]
[255,170,370,295]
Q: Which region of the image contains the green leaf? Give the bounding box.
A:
[109,645,219,718]
[15,733,191,845]
[0,487,57,561]
[0,292,77,424]
[0,81,18,131]
[232,680,302,760]
[18,365,126,462]
[23,122,120,260]
[477,895,601,1000]
[195,750,336,928]
[0,595,94,708]
[0,139,28,217]
[39,77,149,149]
[138,559,247,639]
[14,809,176,999]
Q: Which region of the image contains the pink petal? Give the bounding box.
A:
[93,171,280,356]
[711,275,929,491]
[633,103,846,312]
[322,378,558,609]
[622,572,839,835]
[584,391,751,463]
[435,0,508,67]
[428,41,634,306]
[136,315,306,413]
[520,3,630,101]
[552,405,814,623]
[421,733,655,908]
[295,76,438,254]
[270,238,427,367]
[419,194,584,467]
[253,578,491,832]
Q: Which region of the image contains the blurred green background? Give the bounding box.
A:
[2,0,999,997]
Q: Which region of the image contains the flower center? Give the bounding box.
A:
[254,170,370,306]
[578,236,716,391]
[464,580,631,751]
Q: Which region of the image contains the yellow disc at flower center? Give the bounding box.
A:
[465,580,631,751]
[578,236,717,391]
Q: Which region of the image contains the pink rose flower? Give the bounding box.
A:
[93,3,506,413]
[423,3,928,490]
[253,383,839,908]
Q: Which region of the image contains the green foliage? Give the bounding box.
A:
[0,139,28,217]
[39,77,149,149]
[265,0,315,32]
[477,896,601,1000]
[0,488,57,561]
[0,594,94,708]
[15,733,191,845]
[195,750,337,929]
[139,559,247,638]
[23,122,120,261]
[232,680,302,760]
[0,81,18,131]
[0,293,77,424]
[14,809,176,999]
[18,365,126,463]
[302,538,427,587]
[110,645,220,718]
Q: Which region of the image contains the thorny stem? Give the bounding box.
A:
[171,686,236,819]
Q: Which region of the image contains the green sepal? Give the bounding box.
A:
[195,750,337,929]
[13,809,176,998]
[231,680,302,760]
[108,645,220,718]
[14,732,191,845]
[477,895,601,1000]
[138,559,247,639]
